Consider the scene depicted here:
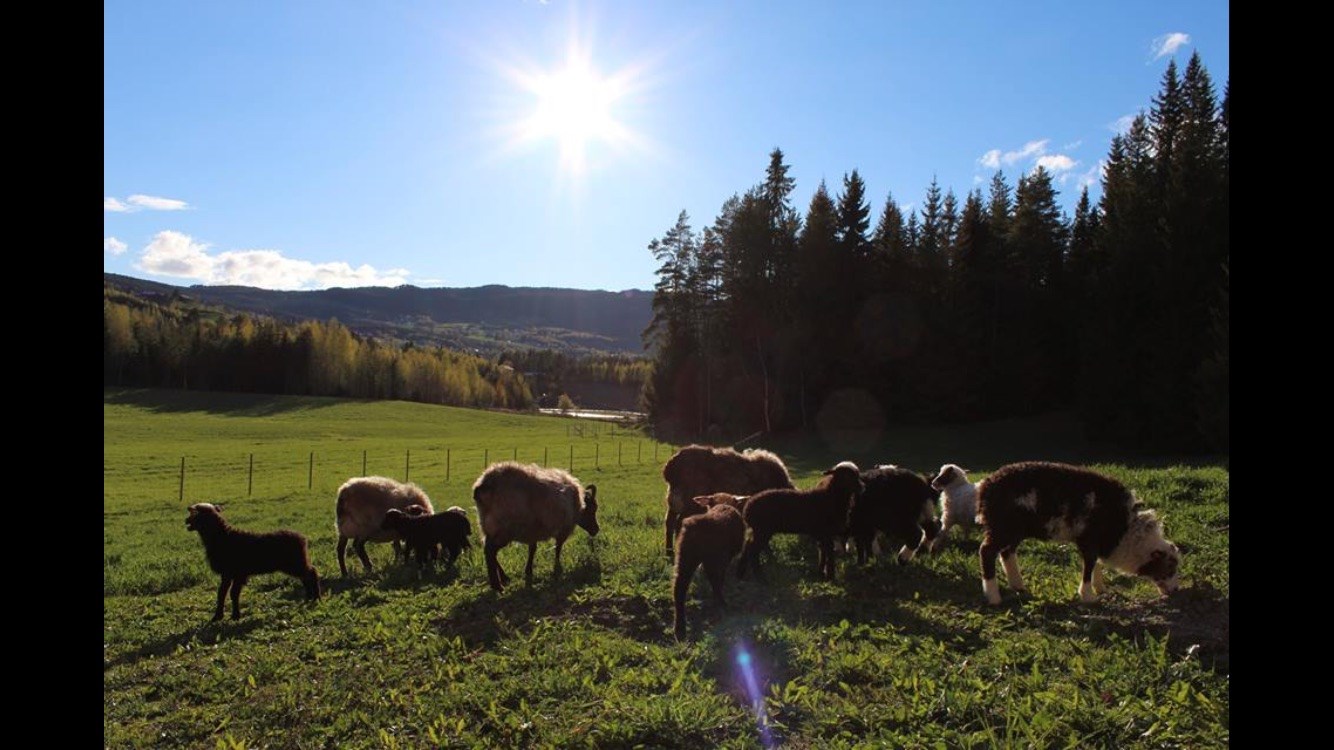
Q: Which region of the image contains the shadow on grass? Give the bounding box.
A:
[104,618,266,671]
[104,388,351,417]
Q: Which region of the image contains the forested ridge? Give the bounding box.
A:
[642,53,1228,453]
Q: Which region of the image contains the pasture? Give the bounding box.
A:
[104,389,1229,748]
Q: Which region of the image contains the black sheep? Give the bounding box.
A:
[185,503,320,621]
[736,461,864,581]
[380,506,472,568]
[847,466,942,565]
[672,498,746,639]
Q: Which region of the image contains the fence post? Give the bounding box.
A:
[362,449,367,476]
[618,442,622,466]
[484,448,489,469]
[308,451,314,490]
[637,442,642,464]
[654,443,658,461]
[446,448,451,483]
[405,449,411,482]
[513,447,517,462]
[179,456,185,502]
[569,444,573,471]
[543,446,548,467]
[595,443,599,469]
[248,453,254,496]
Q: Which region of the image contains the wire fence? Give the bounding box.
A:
[110,440,680,503]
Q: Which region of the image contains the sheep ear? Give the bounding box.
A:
[585,484,597,500]
[213,504,224,512]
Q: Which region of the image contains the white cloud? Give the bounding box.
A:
[105,194,191,212]
[127,194,189,211]
[1109,113,1138,134]
[133,230,411,290]
[1062,140,1083,151]
[1036,154,1077,173]
[1151,32,1190,60]
[1077,160,1107,191]
[978,139,1050,170]
[104,237,128,255]
[972,175,984,185]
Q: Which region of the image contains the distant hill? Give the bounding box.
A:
[103,273,654,355]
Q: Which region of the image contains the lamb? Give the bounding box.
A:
[185,503,320,622]
[975,461,1182,605]
[334,476,436,577]
[661,445,795,556]
[847,465,942,565]
[928,463,979,552]
[380,506,472,569]
[736,461,864,581]
[471,462,600,592]
[672,499,746,639]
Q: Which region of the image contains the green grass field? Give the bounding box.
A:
[104,388,1229,748]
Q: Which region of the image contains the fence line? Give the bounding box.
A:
[122,441,680,503]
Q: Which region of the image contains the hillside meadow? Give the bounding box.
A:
[104,389,1228,748]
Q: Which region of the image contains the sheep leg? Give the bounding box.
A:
[818,536,836,579]
[1078,551,1100,603]
[704,558,728,607]
[916,521,938,557]
[392,539,404,562]
[854,533,871,565]
[1092,560,1107,594]
[672,551,700,640]
[1000,545,1026,592]
[931,518,954,553]
[303,568,321,600]
[337,536,350,577]
[445,544,461,567]
[212,578,231,622]
[979,537,1002,605]
[664,507,679,556]
[553,538,565,579]
[484,539,505,592]
[524,542,538,585]
[230,576,248,620]
[737,532,767,581]
[353,538,373,573]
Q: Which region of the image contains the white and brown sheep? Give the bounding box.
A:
[334,476,436,577]
[185,503,320,621]
[928,463,979,552]
[847,465,942,565]
[976,461,1182,605]
[661,445,795,556]
[736,461,864,581]
[672,498,746,639]
[471,462,599,592]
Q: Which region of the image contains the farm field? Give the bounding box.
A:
[104,388,1229,748]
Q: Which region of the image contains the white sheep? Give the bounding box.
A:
[471,462,600,592]
[929,464,979,552]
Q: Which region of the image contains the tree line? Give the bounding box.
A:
[104,287,535,410]
[642,52,1227,453]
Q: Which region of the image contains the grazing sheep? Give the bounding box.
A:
[334,476,436,577]
[185,503,320,622]
[380,506,472,569]
[929,464,979,552]
[976,461,1182,605]
[672,501,746,639]
[736,461,864,581]
[471,462,600,592]
[661,445,795,556]
[848,465,942,565]
[689,492,750,513]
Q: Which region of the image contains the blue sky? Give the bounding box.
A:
[104,1,1229,292]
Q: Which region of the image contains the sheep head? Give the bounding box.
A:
[381,507,411,531]
[821,461,864,497]
[930,464,969,491]
[578,484,600,536]
[185,503,225,532]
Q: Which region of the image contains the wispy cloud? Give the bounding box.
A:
[1151,32,1190,61]
[133,230,411,290]
[1036,154,1077,174]
[1062,140,1082,151]
[1077,160,1107,191]
[1109,113,1138,134]
[105,194,191,212]
[978,139,1050,170]
[104,237,128,255]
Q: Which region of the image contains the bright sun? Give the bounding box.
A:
[511,53,636,174]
